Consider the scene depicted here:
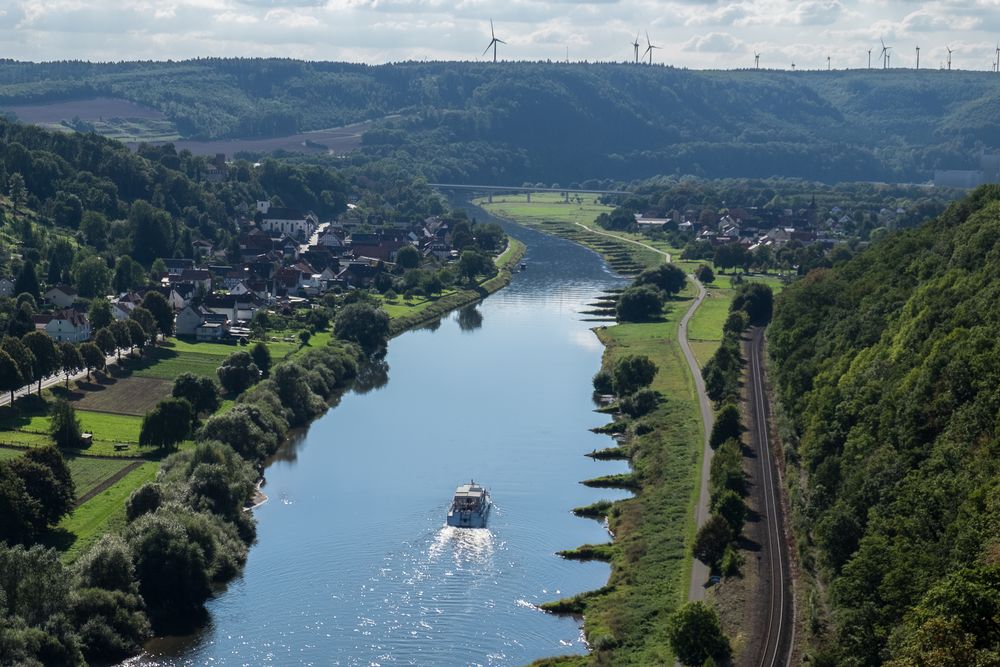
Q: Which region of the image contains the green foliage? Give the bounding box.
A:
[73,256,111,299]
[695,264,715,283]
[634,263,687,295]
[711,489,747,535]
[125,483,163,522]
[768,185,1000,664]
[616,284,664,322]
[692,515,733,568]
[249,341,272,377]
[709,404,741,449]
[592,369,614,395]
[666,601,731,666]
[620,388,659,418]
[0,348,23,400]
[172,373,220,415]
[611,354,658,396]
[732,282,774,325]
[88,298,113,330]
[395,244,420,269]
[49,400,82,448]
[79,342,105,378]
[216,351,260,395]
[709,438,745,503]
[333,303,390,353]
[139,398,192,450]
[720,545,743,577]
[140,291,174,337]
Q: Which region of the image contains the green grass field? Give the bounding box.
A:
[47,462,158,563]
[0,447,22,461]
[66,456,133,498]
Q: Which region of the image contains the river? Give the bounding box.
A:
[140,217,630,666]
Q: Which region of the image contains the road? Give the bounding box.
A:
[746,326,794,667]
[0,350,123,407]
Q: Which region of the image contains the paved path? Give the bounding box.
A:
[569,222,717,602]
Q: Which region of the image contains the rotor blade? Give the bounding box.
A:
[646,31,651,46]
[496,39,506,45]
[491,19,495,39]
[483,42,494,57]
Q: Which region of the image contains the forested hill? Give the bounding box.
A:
[1,59,1000,184]
[768,185,1000,665]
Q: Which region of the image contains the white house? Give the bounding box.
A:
[110,301,135,321]
[260,207,319,241]
[176,305,209,337]
[45,310,91,343]
[44,285,78,309]
[0,278,13,297]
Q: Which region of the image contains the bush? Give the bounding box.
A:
[139,398,193,450]
[712,489,747,535]
[634,263,687,295]
[620,389,659,417]
[49,400,82,448]
[249,342,272,377]
[709,404,741,449]
[616,284,664,322]
[709,438,745,502]
[592,370,614,394]
[612,354,658,396]
[172,373,220,416]
[125,483,163,522]
[721,544,743,577]
[666,601,731,666]
[693,515,732,568]
[695,264,715,283]
[216,351,260,395]
[334,302,390,353]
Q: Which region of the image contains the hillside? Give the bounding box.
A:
[1,60,1000,184]
[768,186,1000,665]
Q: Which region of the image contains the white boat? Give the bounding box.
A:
[447,481,491,528]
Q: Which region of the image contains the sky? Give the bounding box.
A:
[1,0,999,71]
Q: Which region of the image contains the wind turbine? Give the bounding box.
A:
[754,51,760,69]
[642,32,660,65]
[868,48,872,69]
[632,32,641,64]
[483,19,505,63]
[947,46,953,70]
[827,55,831,71]
[880,37,891,69]
[916,45,920,69]
[994,42,999,72]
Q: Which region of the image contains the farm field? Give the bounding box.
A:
[47,462,159,563]
[66,456,134,499]
[70,375,173,416]
[0,97,181,141]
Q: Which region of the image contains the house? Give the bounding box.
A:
[192,239,215,256]
[0,278,13,297]
[260,207,319,241]
[162,258,195,276]
[176,305,229,339]
[44,285,78,309]
[195,321,226,341]
[45,309,91,343]
[179,269,212,293]
[203,294,261,324]
[110,301,136,321]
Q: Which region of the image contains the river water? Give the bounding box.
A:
[141,218,630,666]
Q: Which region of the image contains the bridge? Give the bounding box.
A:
[428,183,631,203]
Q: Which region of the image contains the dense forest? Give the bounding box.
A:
[1,59,1000,184]
[769,185,1000,665]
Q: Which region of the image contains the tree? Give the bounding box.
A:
[114,255,146,292]
[7,301,34,338]
[126,319,147,353]
[8,172,26,214]
[22,330,59,394]
[635,263,687,295]
[712,489,747,535]
[95,327,118,360]
[709,404,741,449]
[125,483,163,522]
[396,244,421,269]
[732,283,774,325]
[272,362,322,426]
[139,398,193,450]
[458,249,490,284]
[216,352,260,395]
[616,285,664,322]
[172,373,220,415]
[59,342,83,387]
[250,341,272,377]
[0,348,24,404]
[693,515,733,568]
[722,310,748,336]
[695,264,715,283]
[129,307,157,344]
[298,329,311,346]
[141,291,173,337]
[89,298,114,330]
[1,336,34,398]
[80,342,106,381]
[666,602,731,666]
[109,320,131,359]
[14,260,39,298]
[50,399,82,448]
[612,354,658,396]
[592,370,614,395]
[129,201,175,265]
[80,211,110,250]
[9,457,73,525]
[333,303,390,353]
[620,388,659,417]
[73,256,111,299]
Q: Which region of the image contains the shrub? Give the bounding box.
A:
[616,284,664,322]
[612,354,658,395]
[620,388,659,417]
[334,302,390,353]
[172,373,220,416]
[693,515,732,568]
[634,263,687,295]
[592,369,614,394]
[712,489,747,535]
[709,438,745,501]
[216,351,260,395]
[666,601,731,666]
[709,404,741,449]
[695,264,715,283]
[721,544,743,577]
[50,399,82,448]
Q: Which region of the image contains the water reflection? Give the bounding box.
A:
[457,304,484,332]
[352,356,390,394]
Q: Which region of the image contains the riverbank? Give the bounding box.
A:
[472,197,710,664]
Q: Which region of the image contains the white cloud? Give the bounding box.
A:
[683,31,744,52]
